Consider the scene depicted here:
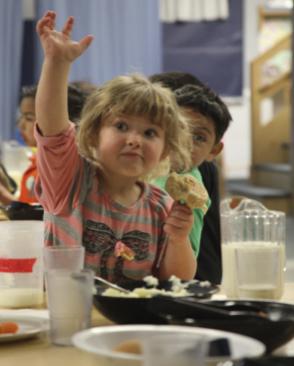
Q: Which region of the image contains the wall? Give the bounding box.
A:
[222,0,260,180]
[21,0,261,180]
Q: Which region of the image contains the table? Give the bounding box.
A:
[1,283,294,366]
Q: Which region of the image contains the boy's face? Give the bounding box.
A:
[182,108,223,167]
[18,96,37,147]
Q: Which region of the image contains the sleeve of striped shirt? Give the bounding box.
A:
[34,122,83,214]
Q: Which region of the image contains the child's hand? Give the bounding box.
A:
[164,202,193,243]
[36,11,93,63]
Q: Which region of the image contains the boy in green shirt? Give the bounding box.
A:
[152,83,232,258]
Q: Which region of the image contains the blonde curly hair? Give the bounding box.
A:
[77,73,192,178]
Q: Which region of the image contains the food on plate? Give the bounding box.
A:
[165,172,208,213]
[0,321,19,334]
[114,339,142,354]
[101,275,205,298]
[143,275,159,287]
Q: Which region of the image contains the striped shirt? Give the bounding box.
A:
[34,123,173,282]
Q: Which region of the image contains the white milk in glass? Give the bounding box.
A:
[222,241,286,299]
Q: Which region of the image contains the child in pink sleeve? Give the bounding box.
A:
[35,11,196,283]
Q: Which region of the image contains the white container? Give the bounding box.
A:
[0,221,44,308]
[221,199,286,300]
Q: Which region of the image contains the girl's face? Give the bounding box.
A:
[183,108,223,167]
[96,114,166,179]
[18,97,37,147]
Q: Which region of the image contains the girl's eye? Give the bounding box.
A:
[115,121,128,131]
[193,134,206,143]
[144,129,157,138]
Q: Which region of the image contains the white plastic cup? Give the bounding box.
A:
[0,221,44,308]
[46,269,94,346]
[142,333,208,366]
[43,245,85,271]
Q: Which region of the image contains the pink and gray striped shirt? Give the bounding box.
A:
[34,123,173,282]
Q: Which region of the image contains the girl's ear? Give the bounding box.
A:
[206,141,223,162]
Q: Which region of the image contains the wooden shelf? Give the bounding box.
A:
[258,5,291,29]
[258,70,291,94]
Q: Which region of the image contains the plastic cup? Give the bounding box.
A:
[43,245,85,271]
[142,333,208,366]
[46,269,94,346]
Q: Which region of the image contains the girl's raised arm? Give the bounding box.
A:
[35,11,93,136]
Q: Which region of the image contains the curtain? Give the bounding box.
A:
[160,0,229,22]
[162,0,242,97]
[34,0,162,85]
[0,0,23,141]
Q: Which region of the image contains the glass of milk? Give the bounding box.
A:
[221,198,286,300]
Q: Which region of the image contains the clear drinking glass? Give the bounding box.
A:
[46,269,94,346]
[43,245,85,271]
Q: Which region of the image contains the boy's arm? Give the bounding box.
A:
[35,11,93,136]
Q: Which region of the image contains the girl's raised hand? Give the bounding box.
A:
[36,11,93,63]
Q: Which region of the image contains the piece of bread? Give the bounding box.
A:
[165,172,208,213]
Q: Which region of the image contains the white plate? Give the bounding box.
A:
[0,310,49,343]
[72,325,265,362]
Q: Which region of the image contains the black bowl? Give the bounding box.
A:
[154,299,294,353]
[232,357,294,366]
[5,201,44,220]
[93,279,219,325]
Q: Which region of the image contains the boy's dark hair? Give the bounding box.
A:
[20,84,88,123]
[20,85,37,100]
[67,83,89,123]
[70,80,97,96]
[149,71,204,91]
[175,84,232,143]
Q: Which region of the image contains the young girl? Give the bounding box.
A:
[35,11,196,283]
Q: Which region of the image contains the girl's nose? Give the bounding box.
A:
[126,132,141,146]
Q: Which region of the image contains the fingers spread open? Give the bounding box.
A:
[62,16,74,37]
[79,35,94,52]
[36,11,56,35]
